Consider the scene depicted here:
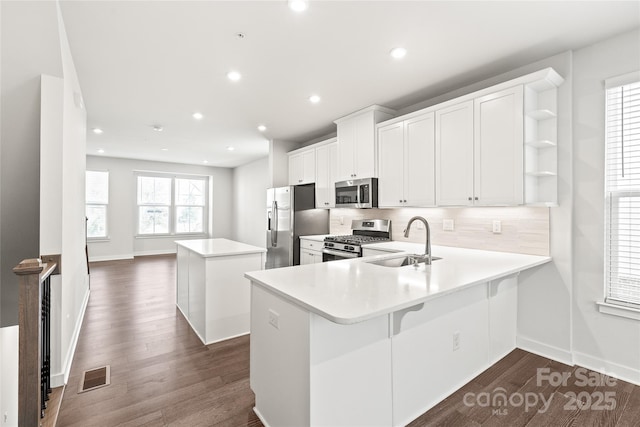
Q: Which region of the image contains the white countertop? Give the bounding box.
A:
[245,245,550,325]
[176,238,266,258]
[299,234,333,242]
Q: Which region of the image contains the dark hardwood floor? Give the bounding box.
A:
[57,255,640,426]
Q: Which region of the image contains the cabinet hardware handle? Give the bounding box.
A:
[404,200,407,203]
[475,197,478,201]
[468,197,472,201]
[399,200,403,203]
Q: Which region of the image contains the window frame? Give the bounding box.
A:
[86,170,110,241]
[135,171,209,238]
[602,71,640,314]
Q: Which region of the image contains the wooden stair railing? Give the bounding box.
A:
[13,257,58,426]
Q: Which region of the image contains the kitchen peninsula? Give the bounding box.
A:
[176,238,266,345]
[245,244,551,427]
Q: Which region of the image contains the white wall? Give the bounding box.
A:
[0,326,18,427]
[232,156,268,248]
[571,29,640,383]
[86,155,233,261]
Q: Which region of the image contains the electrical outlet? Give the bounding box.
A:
[453,331,461,351]
[268,309,280,329]
[416,221,425,230]
[443,219,454,231]
[492,220,502,234]
[340,216,344,225]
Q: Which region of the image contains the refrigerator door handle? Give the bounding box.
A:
[272,201,278,247]
[267,210,272,231]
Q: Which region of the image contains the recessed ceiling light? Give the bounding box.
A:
[152,125,163,132]
[227,71,242,82]
[92,128,103,134]
[97,148,105,154]
[390,47,407,59]
[257,125,267,132]
[203,160,209,164]
[192,112,203,120]
[161,148,169,151]
[227,146,235,151]
[288,0,308,12]
[309,94,321,104]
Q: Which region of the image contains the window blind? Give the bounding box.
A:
[605,79,640,307]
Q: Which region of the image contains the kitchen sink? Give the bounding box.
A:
[365,254,442,268]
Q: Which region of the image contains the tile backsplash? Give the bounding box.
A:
[329,207,549,256]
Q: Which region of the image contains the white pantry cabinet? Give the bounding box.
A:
[435,86,524,206]
[335,105,395,181]
[288,148,316,186]
[315,139,338,208]
[378,112,436,207]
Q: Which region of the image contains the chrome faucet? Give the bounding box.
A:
[403,216,432,265]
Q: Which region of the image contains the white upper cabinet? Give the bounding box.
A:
[436,101,474,206]
[288,148,316,186]
[378,112,435,208]
[473,86,524,206]
[435,86,524,206]
[335,106,395,181]
[315,140,338,208]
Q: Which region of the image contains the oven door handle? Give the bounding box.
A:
[322,248,360,259]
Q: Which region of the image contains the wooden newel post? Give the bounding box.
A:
[13,258,44,427]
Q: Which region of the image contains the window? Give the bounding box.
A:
[605,75,640,308]
[86,170,109,239]
[136,173,208,235]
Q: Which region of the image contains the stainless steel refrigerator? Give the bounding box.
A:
[266,184,329,269]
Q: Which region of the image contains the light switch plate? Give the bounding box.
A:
[492,220,502,234]
[443,219,454,231]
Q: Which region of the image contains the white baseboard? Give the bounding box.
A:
[516,335,574,366]
[0,326,19,427]
[51,286,90,388]
[573,351,640,387]
[133,249,176,257]
[89,254,133,262]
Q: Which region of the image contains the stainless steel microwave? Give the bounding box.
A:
[334,178,378,208]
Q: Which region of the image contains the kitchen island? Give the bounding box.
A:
[176,238,266,345]
[245,245,550,427]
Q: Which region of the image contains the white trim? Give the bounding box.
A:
[51,287,90,388]
[253,407,272,427]
[516,336,574,366]
[88,253,134,262]
[133,249,176,257]
[573,351,640,387]
[604,70,640,89]
[597,301,640,321]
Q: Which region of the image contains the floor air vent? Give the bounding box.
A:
[78,365,110,393]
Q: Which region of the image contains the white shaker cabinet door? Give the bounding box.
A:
[474,86,524,206]
[377,122,405,207]
[337,119,357,180]
[435,101,474,206]
[353,113,376,179]
[405,112,436,207]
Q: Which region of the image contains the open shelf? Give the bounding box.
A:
[526,109,557,121]
[526,171,557,177]
[526,139,556,148]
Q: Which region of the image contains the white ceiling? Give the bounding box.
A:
[59,1,640,168]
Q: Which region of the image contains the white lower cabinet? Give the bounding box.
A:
[300,238,324,265]
[250,275,518,427]
[392,275,517,426]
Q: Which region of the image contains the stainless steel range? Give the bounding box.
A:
[322,219,391,261]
